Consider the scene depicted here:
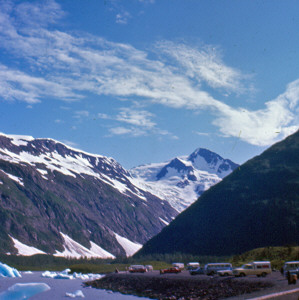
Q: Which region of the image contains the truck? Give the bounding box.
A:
[232,261,271,277]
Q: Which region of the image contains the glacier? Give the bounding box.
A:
[130,148,238,212]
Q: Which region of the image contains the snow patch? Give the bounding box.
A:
[0,171,24,186]
[9,236,46,256]
[7,134,34,147]
[54,232,115,259]
[114,232,142,257]
[36,168,48,176]
[90,241,116,259]
[159,217,169,226]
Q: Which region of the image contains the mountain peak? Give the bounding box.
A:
[188,147,238,178]
[130,147,238,212]
[156,157,193,180]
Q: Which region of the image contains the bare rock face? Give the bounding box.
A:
[0,133,177,257]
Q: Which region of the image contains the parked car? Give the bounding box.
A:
[128,265,147,273]
[204,263,232,276]
[187,262,200,270]
[160,267,181,274]
[233,261,271,277]
[189,267,205,275]
[217,267,233,276]
[145,265,153,272]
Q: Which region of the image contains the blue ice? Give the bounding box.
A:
[0,262,21,278]
[0,283,50,300]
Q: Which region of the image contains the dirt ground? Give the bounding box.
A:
[86,270,296,299]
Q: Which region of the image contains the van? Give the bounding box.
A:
[172,263,184,269]
[145,265,153,272]
[283,261,299,277]
[204,263,232,276]
[233,261,271,277]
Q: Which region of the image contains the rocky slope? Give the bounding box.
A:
[136,130,299,257]
[0,133,177,257]
[130,148,238,212]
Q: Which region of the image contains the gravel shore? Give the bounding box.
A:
[85,272,274,299]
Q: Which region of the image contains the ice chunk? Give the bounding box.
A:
[53,273,73,279]
[41,269,103,280]
[0,262,21,278]
[0,283,50,300]
[41,271,57,278]
[65,290,85,298]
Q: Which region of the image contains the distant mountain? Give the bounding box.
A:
[130,148,238,212]
[135,130,299,257]
[0,133,177,257]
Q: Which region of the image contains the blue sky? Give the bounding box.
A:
[1,0,299,169]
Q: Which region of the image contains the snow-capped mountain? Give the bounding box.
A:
[0,133,177,257]
[130,148,238,212]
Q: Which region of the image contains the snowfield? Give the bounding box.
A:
[130,149,238,212]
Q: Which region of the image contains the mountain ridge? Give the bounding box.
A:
[0,133,177,257]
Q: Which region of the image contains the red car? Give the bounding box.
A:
[160,267,181,274]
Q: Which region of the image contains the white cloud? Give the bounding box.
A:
[109,126,146,137]
[0,64,81,103]
[99,107,174,138]
[194,131,210,137]
[0,0,299,147]
[116,108,156,128]
[98,113,110,119]
[116,11,131,24]
[74,110,89,118]
[212,81,299,146]
[15,0,64,28]
[156,41,246,93]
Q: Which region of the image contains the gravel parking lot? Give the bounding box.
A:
[86,270,295,299]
